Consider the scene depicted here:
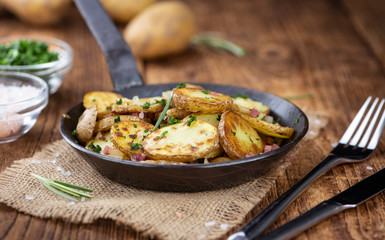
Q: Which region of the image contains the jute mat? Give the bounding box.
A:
[0,111,328,240]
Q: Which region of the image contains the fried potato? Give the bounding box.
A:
[240,113,294,138]
[231,97,270,116]
[182,113,221,127]
[111,121,154,157]
[166,108,192,119]
[210,156,232,163]
[86,132,128,160]
[172,88,233,113]
[76,105,97,144]
[143,120,220,162]
[112,96,166,114]
[142,160,186,165]
[218,111,264,159]
[83,91,123,118]
[95,115,144,133]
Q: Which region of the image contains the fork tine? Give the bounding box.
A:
[350,98,379,146]
[366,99,385,150]
[339,96,372,145]
[358,99,384,148]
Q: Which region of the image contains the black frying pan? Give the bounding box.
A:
[59,0,308,192]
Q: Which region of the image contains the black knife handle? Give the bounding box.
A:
[257,200,351,240]
[228,154,343,240]
[73,0,143,91]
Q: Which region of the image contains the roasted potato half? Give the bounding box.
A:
[112,97,166,114]
[218,111,265,159]
[143,120,220,162]
[75,105,98,144]
[83,91,123,118]
[231,97,270,116]
[111,121,154,157]
[95,115,144,133]
[240,113,294,138]
[172,88,233,113]
[86,132,128,160]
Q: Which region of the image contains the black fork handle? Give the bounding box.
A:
[228,154,343,240]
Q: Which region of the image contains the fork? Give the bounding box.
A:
[228,96,385,240]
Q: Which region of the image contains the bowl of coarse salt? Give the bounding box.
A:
[0,71,48,143]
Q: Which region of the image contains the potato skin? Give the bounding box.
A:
[76,105,98,144]
[218,111,264,159]
[100,0,154,23]
[240,113,294,138]
[172,88,233,113]
[123,1,196,59]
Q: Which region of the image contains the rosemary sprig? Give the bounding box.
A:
[153,92,173,131]
[191,33,247,57]
[31,173,93,202]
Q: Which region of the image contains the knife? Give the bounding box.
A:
[254,167,385,240]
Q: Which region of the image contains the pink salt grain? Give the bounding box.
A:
[0,84,40,138]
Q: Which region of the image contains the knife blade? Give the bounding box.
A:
[256,167,385,240]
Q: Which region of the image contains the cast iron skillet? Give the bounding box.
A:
[59,0,309,192]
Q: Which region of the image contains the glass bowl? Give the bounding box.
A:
[0,71,49,144]
[0,36,73,94]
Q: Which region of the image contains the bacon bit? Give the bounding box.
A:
[103,146,111,155]
[264,145,273,153]
[250,108,260,118]
[272,144,280,150]
[133,153,146,161]
[245,152,255,158]
[98,134,106,141]
[210,91,218,96]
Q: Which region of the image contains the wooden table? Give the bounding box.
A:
[1,0,385,239]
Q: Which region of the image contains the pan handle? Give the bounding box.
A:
[73,0,143,91]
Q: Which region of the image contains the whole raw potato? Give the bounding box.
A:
[123,1,196,59]
[100,0,155,24]
[0,0,71,26]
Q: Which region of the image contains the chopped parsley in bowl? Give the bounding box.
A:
[0,37,73,94]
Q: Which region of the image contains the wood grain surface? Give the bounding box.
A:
[1,0,385,239]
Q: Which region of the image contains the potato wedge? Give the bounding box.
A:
[218,111,264,159]
[182,113,221,127]
[240,113,294,138]
[231,97,270,116]
[86,132,128,160]
[83,91,123,118]
[95,115,143,133]
[172,88,233,113]
[111,121,154,157]
[75,105,97,144]
[143,120,220,162]
[112,96,166,114]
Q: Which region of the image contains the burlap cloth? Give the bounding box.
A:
[0,111,328,240]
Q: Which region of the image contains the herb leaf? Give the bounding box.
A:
[187,115,197,126]
[31,173,93,202]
